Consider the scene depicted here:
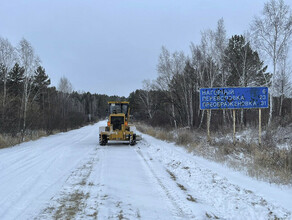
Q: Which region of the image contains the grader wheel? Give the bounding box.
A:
[129,134,136,146]
[99,134,108,146]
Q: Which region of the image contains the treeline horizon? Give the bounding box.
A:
[1,0,292,140]
[0,35,291,138]
[0,37,126,138]
[130,0,292,130]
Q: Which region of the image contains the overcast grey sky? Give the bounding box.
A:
[1,0,292,97]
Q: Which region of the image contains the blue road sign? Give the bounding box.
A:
[200,87,269,110]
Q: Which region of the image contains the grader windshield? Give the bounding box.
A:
[109,102,129,117]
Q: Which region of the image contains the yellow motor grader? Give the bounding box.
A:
[99,101,140,146]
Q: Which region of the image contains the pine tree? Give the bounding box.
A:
[33,66,50,111]
[224,35,271,126]
[34,66,50,94]
[2,63,25,133]
[33,66,51,129]
[7,63,25,97]
[224,35,270,87]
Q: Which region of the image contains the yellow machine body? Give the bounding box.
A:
[99,101,138,145]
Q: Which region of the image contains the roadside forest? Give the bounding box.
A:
[0,38,124,146]
[129,0,292,185]
[1,0,292,149]
[130,1,292,130]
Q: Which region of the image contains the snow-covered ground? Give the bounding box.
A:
[0,121,291,219]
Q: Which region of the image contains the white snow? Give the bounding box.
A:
[0,120,291,219]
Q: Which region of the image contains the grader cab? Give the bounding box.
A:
[99,101,140,146]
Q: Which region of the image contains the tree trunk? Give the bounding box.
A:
[170,93,177,129]
[2,69,7,122]
[279,95,284,117]
[222,110,226,126]
[240,109,244,127]
[207,109,211,142]
[172,102,177,129]
[189,88,193,127]
[208,109,212,133]
[184,94,190,127]
[22,94,28,141]
[221,68,226,125]
[199,110,205,129]
[181,75,190,127]
[268,53,277,127]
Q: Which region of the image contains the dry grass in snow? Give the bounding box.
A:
[136,122,292,185]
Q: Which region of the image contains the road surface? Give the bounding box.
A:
[0,121,291,219]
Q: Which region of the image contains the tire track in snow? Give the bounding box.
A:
[135,146,197,219]
[0,128,94,181]
[96,145,143,220]
[0,144,69,219]
[0,123,100,219]
[0,130,92,203]
[141,134,291,219]
[0,141,67,184]
[35,145,101,220]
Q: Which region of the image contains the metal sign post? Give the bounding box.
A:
[207,109,211,142]
[259,109,262,145]
[199,87,268,144]
[233,109,236,145]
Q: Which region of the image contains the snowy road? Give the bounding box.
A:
[0,121,291,219]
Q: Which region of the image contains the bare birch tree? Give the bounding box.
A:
[17,38,39,136]
[58,76,73,94]
[58,76,73,127]
[156,46,181,128]
[251,0,292,126]
[199,29,221,128]
[140,79,154,120]
[214,18,228,124]
[181,60,195,127]
[190,43,206,127]
[171,51,188,126]
[274,45,292,116]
